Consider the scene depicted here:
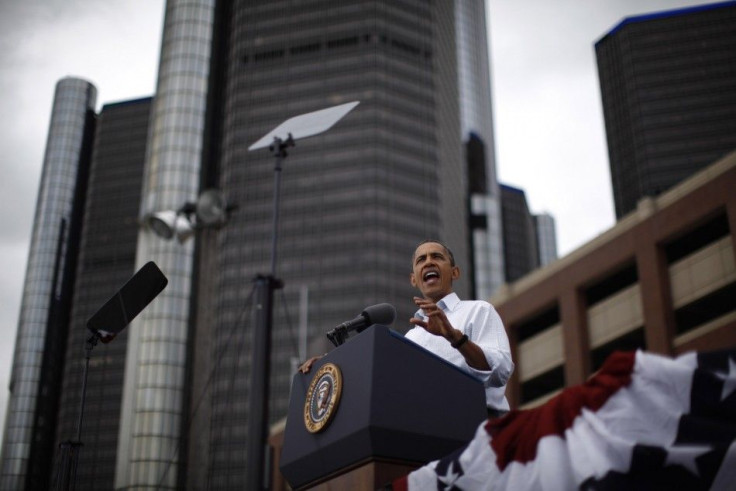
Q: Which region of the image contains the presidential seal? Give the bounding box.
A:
[304,362,343,433]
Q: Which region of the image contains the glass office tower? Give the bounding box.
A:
[455,0,505,299]
[193,1,466,487]
[49,97,152,489]
[535,213,558,267]
[596,2,736,218]
[500,184,539,283]
[114,1,214,489]
[0,78,96,489]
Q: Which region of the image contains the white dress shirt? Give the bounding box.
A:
[404,292,514,411]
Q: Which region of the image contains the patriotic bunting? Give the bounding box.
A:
[391,349,736,491]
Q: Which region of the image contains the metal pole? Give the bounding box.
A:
[55,335,96,490]
[76,336,96,442]
[267,134,293,277]
[299,285,308,361]
[245,275,277,491]
[244,135,290,490]
[269,152,282,278]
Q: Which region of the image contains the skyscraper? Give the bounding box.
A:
[185,1,466,488]
[498,185,558,284]
[0,78,96,489]
[456,0,505,300]
[53,97,152,489]
[0,83,153,491]
[1,93,152,490]
[596,1,736,219]
[114,1,214,487]
[500,184,539,283]
[534,213,557,267]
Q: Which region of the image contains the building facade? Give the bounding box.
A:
[500,184,539,283]
[1,94,151,490]
[596,1,736,218]
[0,78,97,489]
[455,0,505,300]
[114,1,214,488]
[53,97,152,489]
[190,1,465,487]
[499,184,558,284]
[492,152,736,408]
[534,213,557,267]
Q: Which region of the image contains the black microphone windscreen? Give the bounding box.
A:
[87,261,168,341]
[362,303,396,326]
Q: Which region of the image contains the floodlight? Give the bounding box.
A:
[174,218,195,243]
[196,189,228,227]
[145,210,178,239]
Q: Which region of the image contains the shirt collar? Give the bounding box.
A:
[438,292,460,312]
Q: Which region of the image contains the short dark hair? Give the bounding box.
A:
[414,239,456,267]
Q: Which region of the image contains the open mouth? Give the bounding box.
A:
[423,270,440,284]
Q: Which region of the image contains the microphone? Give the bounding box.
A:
[86,261,168,343]
[339,303,397,333]
[326,303,396,346]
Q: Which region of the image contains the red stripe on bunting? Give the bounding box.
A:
[392,475,408,491]
[486,350,637,471]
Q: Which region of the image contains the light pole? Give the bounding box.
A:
[54,262,168,490]
[245,101,359,489]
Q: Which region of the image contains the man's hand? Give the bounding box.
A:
[410,296,491,371]
[410,296,460,343]
[298,355,324,374]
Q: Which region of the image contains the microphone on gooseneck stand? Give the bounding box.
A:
[326,303,396,347]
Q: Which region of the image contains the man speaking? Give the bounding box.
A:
[300,239,514,417]
[407,240,514,418]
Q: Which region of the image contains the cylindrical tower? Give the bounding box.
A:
[0,77,97,489]
[114,0,214,488]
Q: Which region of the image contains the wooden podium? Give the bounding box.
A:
[279,325,487,490]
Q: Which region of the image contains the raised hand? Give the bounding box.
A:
[410,296,455,339]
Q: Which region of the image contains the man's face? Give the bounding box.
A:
[410,242,459,302]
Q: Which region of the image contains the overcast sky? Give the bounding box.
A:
[0,0,719,440]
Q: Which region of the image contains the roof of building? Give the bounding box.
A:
[491,149,736,305]
[595,1,736,46]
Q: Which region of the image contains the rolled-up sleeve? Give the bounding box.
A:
[465,303,514,388]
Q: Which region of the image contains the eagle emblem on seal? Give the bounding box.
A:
[304,363,343,433]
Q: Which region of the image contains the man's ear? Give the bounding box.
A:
[410,272,417,288]
[451,266,460,281]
